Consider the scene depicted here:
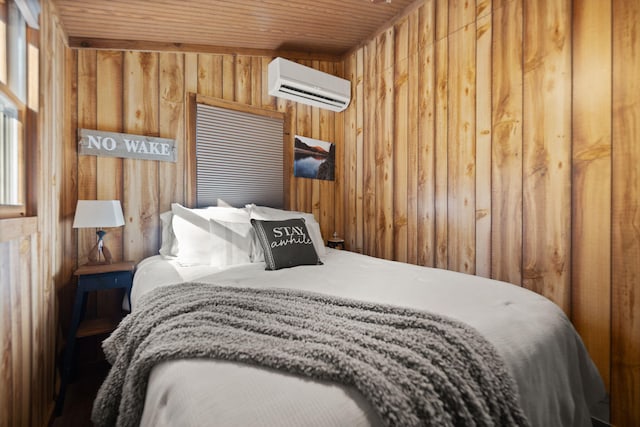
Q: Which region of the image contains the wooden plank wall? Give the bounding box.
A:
[611,0,640,424]
[341,0,638,425]
[56,0,639,424]
[63,50,342,353]
[572,0,612,417]
[0,1,65,426]
[0,228,40,427]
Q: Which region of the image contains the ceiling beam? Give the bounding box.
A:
[67,37,342,62]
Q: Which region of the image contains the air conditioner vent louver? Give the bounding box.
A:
[279,84,346,108]
[268,57,351,112]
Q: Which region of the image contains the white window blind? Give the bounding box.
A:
[196,103,284,208]
[1,91,20,205]
[7,1,26,102]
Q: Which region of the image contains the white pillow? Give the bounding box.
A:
[170,203,253,266]
[158,211,177,259]
[208,219,254,267]
[171,203,249,223]
[245,204,326,257]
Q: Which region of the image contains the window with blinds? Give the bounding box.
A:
[195,102,284,208]
[1,0,30,217]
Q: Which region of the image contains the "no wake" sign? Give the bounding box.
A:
[78,128,177,162]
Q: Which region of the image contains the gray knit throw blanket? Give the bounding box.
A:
[92,282,530,427]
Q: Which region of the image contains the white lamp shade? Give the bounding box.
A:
[73,200,125,228]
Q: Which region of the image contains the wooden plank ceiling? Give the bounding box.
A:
[52,0,417,58]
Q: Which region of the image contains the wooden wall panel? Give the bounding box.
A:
[0,241,14,427]
[435,0,448,41]
[44,8,67,424]
[96,51,124,319]
[280,100,294,212]
[10,239,22,426]
[197,54,222,98]
[159,52,186,211]
[261,57,275,109]
[417,0,435,268]
[235,56,251,105]
[250,57,263,107]
[363,38,377,256]
[183,53,198,207]
[477,0,491,19]
[355,49,365,254]
[376,28,395,260]
[72,39,102,361]
[298,111,311,212]
[295,88,312,213]
[311,61,321,225]
[406,11,419,265]
[344,52,357,252]
[475,13,491,278]
[449,0,476,34]
[338,0,636,424]
[96,51,124,256]
[342,50,365,254]
[123,51,160,262]
[60,46,77,337]
[434,36,448,270]
[76,50,98,266]
[222,55,234,101]
[612,0,640,424]
[522,0,572,312]
[15,237,31,427]
[333,61,344,236]
[0,238,33,427]
[0,2,65,426]
[491,0,522,286]
[393,17,409,263]
[318,61,335,240]
[572,0,612,391]
[447,22,476,275]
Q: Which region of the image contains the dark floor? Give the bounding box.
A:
[51,360,109,427]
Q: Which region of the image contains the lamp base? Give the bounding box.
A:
[87,242,114,265]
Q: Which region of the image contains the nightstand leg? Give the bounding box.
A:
[55,282,88,415]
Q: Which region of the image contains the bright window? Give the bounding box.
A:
[0,0,29,218]
[0,92,21,205]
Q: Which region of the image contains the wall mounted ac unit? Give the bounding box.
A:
[268,57,351,112]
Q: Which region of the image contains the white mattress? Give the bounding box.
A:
[130,250,605,427]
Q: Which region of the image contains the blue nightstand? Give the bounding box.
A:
[55,261,135,416]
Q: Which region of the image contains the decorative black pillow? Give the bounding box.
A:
[251,218,323,270]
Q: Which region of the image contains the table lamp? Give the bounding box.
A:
[73,200,125,264]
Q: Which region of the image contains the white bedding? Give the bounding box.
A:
[130,250,605,427]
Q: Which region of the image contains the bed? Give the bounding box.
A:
[92,204,606,427]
